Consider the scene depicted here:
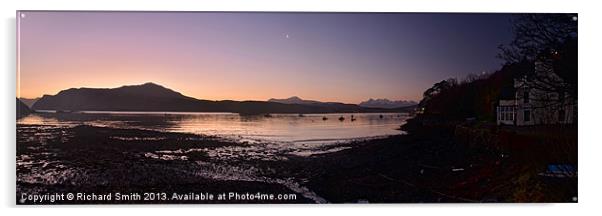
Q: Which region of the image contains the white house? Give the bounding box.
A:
[496,60,576,126]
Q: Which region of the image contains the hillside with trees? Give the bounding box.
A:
[417,14,577,124]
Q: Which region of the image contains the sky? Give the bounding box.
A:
[17,11,514,103]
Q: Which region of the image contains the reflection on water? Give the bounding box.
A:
[18,112,408,203]
[18,112,408,145]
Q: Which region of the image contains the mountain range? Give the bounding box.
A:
[359,98,417,109]
[268,96,323,105]
[31,83,413,114]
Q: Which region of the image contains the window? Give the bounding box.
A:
[559,109,565,122]
[523,90,530,104]
[498,106,515,121]
[524,110,531,122]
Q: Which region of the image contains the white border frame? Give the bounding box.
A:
[2,0,600,215]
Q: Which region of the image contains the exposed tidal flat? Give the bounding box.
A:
[16,112,576,204]
[16,112,405,204]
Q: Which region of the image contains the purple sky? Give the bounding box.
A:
[17,11,513,103]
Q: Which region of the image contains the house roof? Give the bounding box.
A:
[499,85,516,100]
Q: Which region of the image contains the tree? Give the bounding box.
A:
[420,78,457,106]
[499,14,577,108]
[499,14,577,63]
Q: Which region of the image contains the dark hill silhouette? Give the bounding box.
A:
[17,98,31,118]
[33,83,203,112]
[32,83,409,114]
[268,96,368,111]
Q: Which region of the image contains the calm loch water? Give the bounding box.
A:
[18,112,408,145]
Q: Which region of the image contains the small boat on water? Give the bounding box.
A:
[264,113,273,117]
[339,116,345,121]
[298,114,305,117]
[322,117,328,121]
